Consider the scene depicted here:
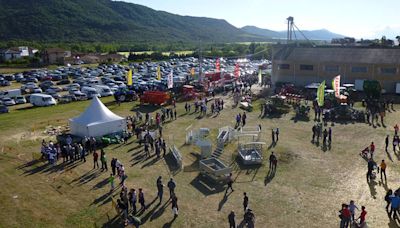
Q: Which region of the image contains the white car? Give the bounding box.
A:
[15,96,27,104]
[2,97,16,106]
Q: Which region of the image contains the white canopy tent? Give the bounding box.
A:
[69,97,126,137]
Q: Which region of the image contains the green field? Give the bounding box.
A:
[0,90,399,227]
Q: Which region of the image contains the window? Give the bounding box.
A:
[325,65,339,72]
[351,66,367,73]
[300,64,313,71]
[278,64,290,70]
[381,67,397,74]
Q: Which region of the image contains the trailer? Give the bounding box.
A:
[140,91,170,105]
[199,158,232,183]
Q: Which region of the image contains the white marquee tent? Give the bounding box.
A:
[69,97,126,137]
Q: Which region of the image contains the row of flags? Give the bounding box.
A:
[316,75,341,107]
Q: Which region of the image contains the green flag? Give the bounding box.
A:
[317,80,325,107]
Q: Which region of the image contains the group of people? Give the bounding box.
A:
[115,176,179,226]
[311,124,332,147]
[227,192,256,228]
[384,188,400,220]
[235,112,247,128]
[339,201,367,228]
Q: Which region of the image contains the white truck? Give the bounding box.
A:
[30,94,57,106]
[0,89,22,99]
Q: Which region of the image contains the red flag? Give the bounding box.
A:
[234,63,240,79]
[216,58,220,72]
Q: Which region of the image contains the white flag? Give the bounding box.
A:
[332,75,341,98]
[168,70,174,89]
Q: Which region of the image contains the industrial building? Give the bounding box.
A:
[271,45,400,92]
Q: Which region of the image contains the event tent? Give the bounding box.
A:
[69,97,126,137]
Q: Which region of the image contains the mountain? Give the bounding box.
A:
[0,0,265,43]
[242,26,345,41]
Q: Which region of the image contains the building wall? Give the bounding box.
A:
[272,60,400,92]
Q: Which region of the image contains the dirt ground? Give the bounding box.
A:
[0,89,399,228]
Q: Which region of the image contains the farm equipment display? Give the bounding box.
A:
[114,88,138,102]
[323,104,365,122]
[140,91,171,106]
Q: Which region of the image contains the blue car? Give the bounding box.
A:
[0,105,9,114]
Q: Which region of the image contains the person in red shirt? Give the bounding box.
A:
[93,150,99,169]
[340,204,351,228]
[370,142,375,159]
[358,206,367,226]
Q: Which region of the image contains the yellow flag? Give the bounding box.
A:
[127,69,133,86]
[157,65,161,80]
[191,68,195,76]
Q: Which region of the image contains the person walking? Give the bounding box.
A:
[157,176,164,204]
[385,189,393,211]
[171,195,179,218]
[271,129,275,143]
[167,178,176,198]
[390,193,400,219]
[228,211,236,228]
[269,152,277,170]
[100,149,108,171]
[93,150,99,169]
[385,135,389,152]
[138,188,146,212]
[380,159,387,181]
[243,192,249,212]
[129,188,137,215]
[225,173,234,193]
[339,204,351,228]
[366,158,374,182]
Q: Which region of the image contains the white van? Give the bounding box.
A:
[30,94,57,106]
[81,86,101,99]
[94,85,113,97]
[0,89,22,99]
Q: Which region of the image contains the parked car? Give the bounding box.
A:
[73,91,88,101]
[81,86,101,99]
[0,80,11,86]
[15,96,27,104]
[0,105,9,114]
[2,97,16,106]
[57,79,71,85]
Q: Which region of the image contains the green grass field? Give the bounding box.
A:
[0,91,399,227]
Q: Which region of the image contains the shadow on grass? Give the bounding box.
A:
[182,152,201,173]
[131,105,160,113]
[70,169,103,186]
[291,115,310,123]
[164,153,182,176]
[190,174,225,196]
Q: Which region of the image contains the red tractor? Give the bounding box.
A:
[140,91,171,106]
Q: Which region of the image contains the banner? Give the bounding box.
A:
[258,69,262,84]
[157,65,161,80]
[317,80,325,107]
[167,70,174,89]
[127,69,133,86]
[216,58,220,72]
[234,63,240,79]
[332,75,340,98]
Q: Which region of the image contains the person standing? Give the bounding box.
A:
[328,127,332,145]
[109,174,115,192]
[312,125,316,142]
[380,160,387,181]
[269,152,277,170]
[225,173,234,193]
[323,129,328,146]
[370,142,375,159]
[366,158,374,182]
[111,158,116,175]
[79,144,86,162]
[130,188,137,215]
[275,128,279,142]
[93,150,99,169]
[138,188,146,212]
[357,206,367,227]
[385,135,389,152]
[100,149,108,171]
[228,211,236,228]
[385,189,393,211]
[243,192,249,212]
[348,200,359,222]
[162,139,167,157]
[157,176,164,204]
[167,178,176,198]
[242,112,247,126]
[339,204,351,228]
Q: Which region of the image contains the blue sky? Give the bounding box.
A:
[124,0,400,39]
